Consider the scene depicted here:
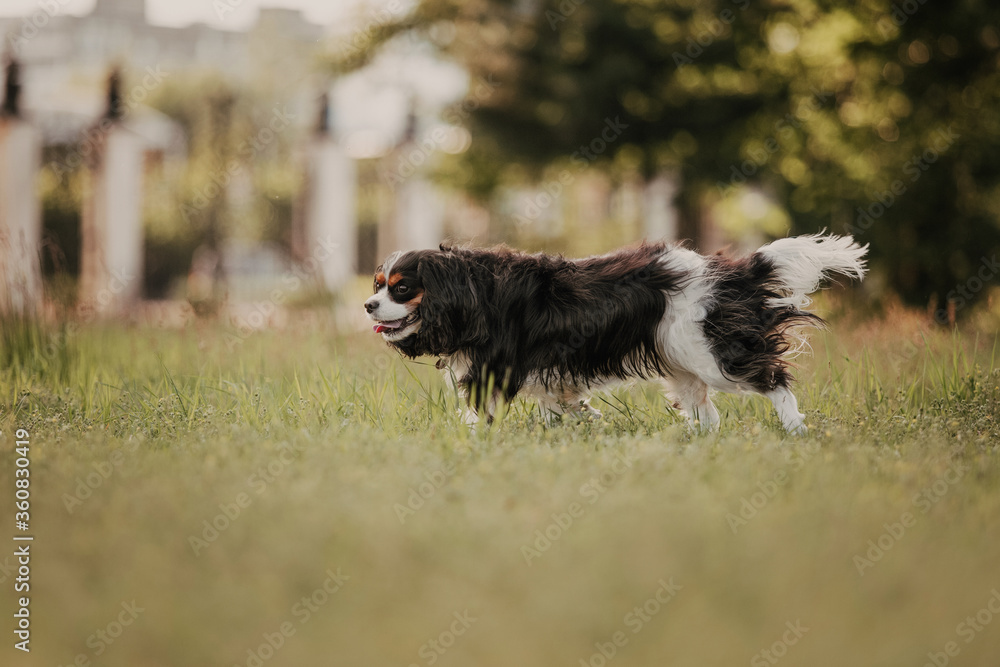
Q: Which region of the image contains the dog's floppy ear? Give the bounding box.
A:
[416,251,489,352]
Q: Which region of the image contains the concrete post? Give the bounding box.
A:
[382,108,443,255]
[0,58,42,317]
[643,171,679,242]
[79,70,144,316]
[0,120,42,317]
[394,175,443,251]
[302,95,356,292]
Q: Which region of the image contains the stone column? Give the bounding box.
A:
[0,120,43,317]
[394,175,443,251]
[643,171,679,242]
[79,71,144,316]
[302,96,356,292]
[383,108,443,255]
[0,58,42,317]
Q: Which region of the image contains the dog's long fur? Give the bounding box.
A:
[364,234,867,432]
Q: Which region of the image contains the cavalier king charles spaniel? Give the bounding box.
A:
[364,234,867,434]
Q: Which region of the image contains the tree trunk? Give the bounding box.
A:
[673,173,703,250]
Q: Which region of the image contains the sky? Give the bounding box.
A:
[0,0,380,31]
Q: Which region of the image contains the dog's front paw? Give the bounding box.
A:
[579,401,603,420]
[784,416,808,436]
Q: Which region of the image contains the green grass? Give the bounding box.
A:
[1,308,999,667]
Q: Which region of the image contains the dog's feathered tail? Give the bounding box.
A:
[756,233,868,310]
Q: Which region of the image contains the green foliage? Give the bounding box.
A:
[38,156,83,276]
[0,318,76,385]
[343,0,1000,308]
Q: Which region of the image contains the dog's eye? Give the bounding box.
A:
[396,284,409,294]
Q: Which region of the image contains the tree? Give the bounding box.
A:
[338,0,1000,311]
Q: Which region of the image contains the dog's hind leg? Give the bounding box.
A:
[664,373,720,432]
[764,386,807,435]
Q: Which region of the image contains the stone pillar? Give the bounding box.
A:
[79,71,144,316]
[381,108,443,255]
[394,175,443,251]
[0,58,42,317]
[302,96,356,292]
[0,121,42,317]
[643,171,679,242]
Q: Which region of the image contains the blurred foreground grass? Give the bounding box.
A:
[1,305,999,667]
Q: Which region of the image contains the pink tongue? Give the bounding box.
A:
[373,320,403,333]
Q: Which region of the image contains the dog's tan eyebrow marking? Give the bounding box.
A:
[388,273,404,287]
[375,272,386,286]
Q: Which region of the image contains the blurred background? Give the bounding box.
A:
[1,0,999,328]
[3,6,1000,666]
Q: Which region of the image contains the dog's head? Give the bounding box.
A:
[364,247,487,355]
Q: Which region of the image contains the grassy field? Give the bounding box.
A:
[1,301,999,667]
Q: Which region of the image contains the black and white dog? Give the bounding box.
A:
[364,234,867,433]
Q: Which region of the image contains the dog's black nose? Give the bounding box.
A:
[364,299,377,314]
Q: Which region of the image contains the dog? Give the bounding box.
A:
[364,234,867,433]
